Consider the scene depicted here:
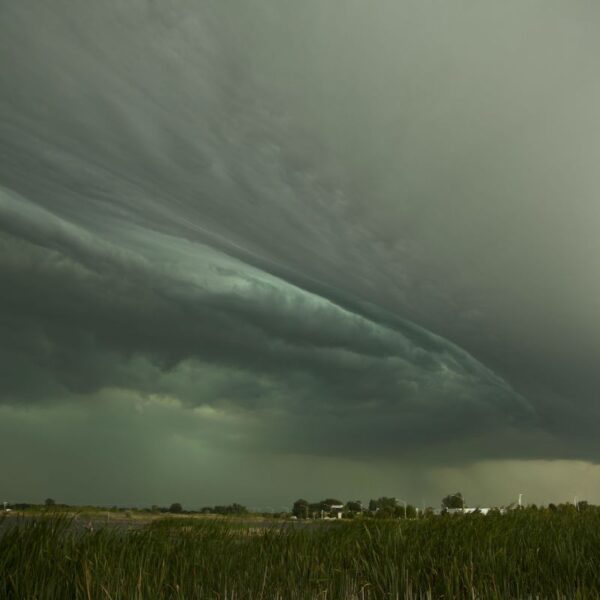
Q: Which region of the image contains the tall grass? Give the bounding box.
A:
[2,511,600,599]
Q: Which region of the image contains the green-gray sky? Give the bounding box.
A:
[1,0,600,509]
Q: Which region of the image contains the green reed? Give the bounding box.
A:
[2,510,600,599]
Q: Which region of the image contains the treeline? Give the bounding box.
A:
[292,497,419,519]
[198,503,248,516]
[123,503,249,516]
[292,496,600,519]
[4,497,598,518]
[2,500,250,516]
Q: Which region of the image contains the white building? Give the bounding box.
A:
[443,507,492,515]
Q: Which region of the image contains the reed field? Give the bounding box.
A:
[2,510,600,599]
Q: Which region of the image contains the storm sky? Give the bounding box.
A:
[1,0,600,509]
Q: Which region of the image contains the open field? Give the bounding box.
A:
[0,510,283,539]
[2,511,600,599]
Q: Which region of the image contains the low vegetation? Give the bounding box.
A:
[2,509,600,599]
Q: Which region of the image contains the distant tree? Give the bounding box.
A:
[578,501,590,512]
[368,497,396,513]
[229,503,248,515]
[308,502,321,517]
[292,499,309,519]
[169,502,183,514]
[371,497,398,518]
[44,498,56,507]
[200,506,213,514]
[346,500,362,513]
[442,493,464,510]
[558,502,577,514]
[377,497,398,510]
[213,503,248,515]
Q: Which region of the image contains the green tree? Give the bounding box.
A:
[292,499,309,519]
[44,498,56,507]
[368,497,398,515]
[228,503,248,515]
[442,493,464,509]
[213,503,247,515]
[169,502,183,514]
[377,497,398,510]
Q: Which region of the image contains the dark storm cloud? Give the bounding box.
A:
[1,0,600,492]
[0,190,533,458]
